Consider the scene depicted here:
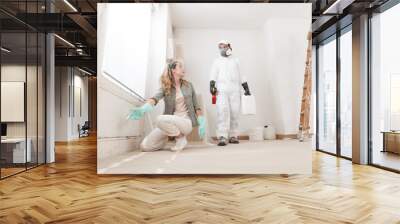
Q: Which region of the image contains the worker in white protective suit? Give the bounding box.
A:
[210,40,251,146]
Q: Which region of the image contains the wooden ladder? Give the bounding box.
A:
[299,31,312,141]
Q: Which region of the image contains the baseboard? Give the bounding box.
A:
[97,136,142,160]
[276,134,298,140]
[211,136,250,141]
[211,134,302,141]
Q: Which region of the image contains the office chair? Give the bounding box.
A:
[79,121,90,138]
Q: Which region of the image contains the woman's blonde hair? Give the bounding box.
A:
[161,59,188,95]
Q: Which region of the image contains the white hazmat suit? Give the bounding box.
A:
[210,55,246,139]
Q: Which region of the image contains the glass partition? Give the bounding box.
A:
[1,31,28,177]
[0,1,46,179]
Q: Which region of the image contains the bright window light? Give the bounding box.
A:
[63,0,78,12]
[54,34,75,48]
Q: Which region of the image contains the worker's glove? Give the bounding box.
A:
[127,103,154,120]
[242,82,251,96]
[210,80,217,95]
[197,116,206,139]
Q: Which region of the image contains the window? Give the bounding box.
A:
[390,74,400,130]
[339,28,352,158]
[316,26,353,159]
[101,4,152,98]
[317,36,337,154]
[370,2,400,171]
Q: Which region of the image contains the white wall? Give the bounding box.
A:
[1,64,47,162]
[54,67,89,141]
[174,16,309,136]
[262,18,310,135]
[55,67,69,141]
[101,3,152,98]
[72,73,89,138]
[1,65,42,138]
[97,3,172,163]
[174,28,274,136]
[144,4,171,134]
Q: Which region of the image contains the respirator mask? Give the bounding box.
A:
[219,47,232,57]
[225,48,232,56]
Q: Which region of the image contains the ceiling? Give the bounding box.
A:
[0,0,395,74]
[170,3,312,29]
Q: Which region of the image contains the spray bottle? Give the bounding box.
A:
[212,94,217,104]
[210,80,217,105]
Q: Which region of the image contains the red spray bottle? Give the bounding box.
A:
[212,94,217,104]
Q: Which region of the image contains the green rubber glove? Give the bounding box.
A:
[127,103,154,120]
[197,116,206,139]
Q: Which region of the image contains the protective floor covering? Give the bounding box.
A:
[98,139,312,174]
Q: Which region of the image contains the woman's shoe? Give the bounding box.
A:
[229,137,239,144]
[171,136,187,151]
[217,137,227,146]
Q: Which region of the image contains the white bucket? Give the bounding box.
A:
[263,125,276,140]
[249,127,264,141]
